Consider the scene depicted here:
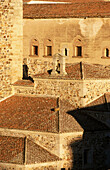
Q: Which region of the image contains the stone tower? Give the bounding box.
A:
[0,0,23,99]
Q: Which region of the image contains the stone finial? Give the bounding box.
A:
[51,53,67,76]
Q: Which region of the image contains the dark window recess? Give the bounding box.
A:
[33,46,38,55]
[23,64,28,79]
[84,149,89,165]
[65,48,67,56]
[47,46,52,56]
[106,48,109,57]
[77,46,82,56]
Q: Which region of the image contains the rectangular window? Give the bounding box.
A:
[33,46,38,55]
[105,48,109,57]
[84,149,89,165]
[76,46,82,56]
[65,48,68,56]
[47,46,52,56]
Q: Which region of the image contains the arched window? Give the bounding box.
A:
[44,39,53,57]
[30,39,39,56]
[73,36,83,57]
[75,46,82,57]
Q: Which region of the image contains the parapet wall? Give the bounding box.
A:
[0,0,23,99]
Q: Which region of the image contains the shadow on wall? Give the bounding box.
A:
[23,64,34,82]
[67,103,110,170]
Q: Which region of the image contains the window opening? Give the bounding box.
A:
[76,46,82,56]
[33,45,38,55]
[84,149,89,165]
[47,46,52,56]
[105,48,109,57]
[65,48,67,56]
[23,64,28,79]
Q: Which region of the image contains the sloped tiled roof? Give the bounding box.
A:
[34,62,110,80]
[0,95,83,133]
[0,95,58,132]
[26,139,61,164]
[23,1,110,19]
[86,93,110,111]
[0,136,61,165]
[13,80,34,87]
[59,99,83,132]
[68,109,110,131]
[83,63,110,79]
[72,93,110,131]
[0,136,25,164]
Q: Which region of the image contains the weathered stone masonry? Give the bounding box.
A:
[13,79,110,108]
[0,0,23,99]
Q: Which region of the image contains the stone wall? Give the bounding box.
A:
[34,79,110,108]
[83,131,110,169]
[59,132,83,170]
[23,18,110,76]
[13,79,110,108]
[23,58,53,76]
[84,80,110,104]
[0,0,23,99]
[0,128,83,170]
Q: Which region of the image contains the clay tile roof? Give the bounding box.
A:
[0,95,58,132]
[13,80,34,87]
[0,136,61,165]
[86,93,110,112]
[83,63,110,79]
[26,139,61,164]
[75,93,110,130]
[0,95,83,133]
[73,109,110,131]
[34,62,110,80]
[23,1,110,19]
[0,136,25,164]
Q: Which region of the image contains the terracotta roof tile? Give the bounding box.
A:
[34,62,110,80]
[84,63,110,79]
[0,95,83,133]
[23,2,110,19]
[26,139,61,164]
[0,136,25,164]
[0,95,58,132]
[86,93,110,112]
[71,109,110,131]
[0,136,61,164]
[13,80,34,87]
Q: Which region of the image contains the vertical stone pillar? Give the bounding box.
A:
[60,56,67,75]
[51,56,58,75]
